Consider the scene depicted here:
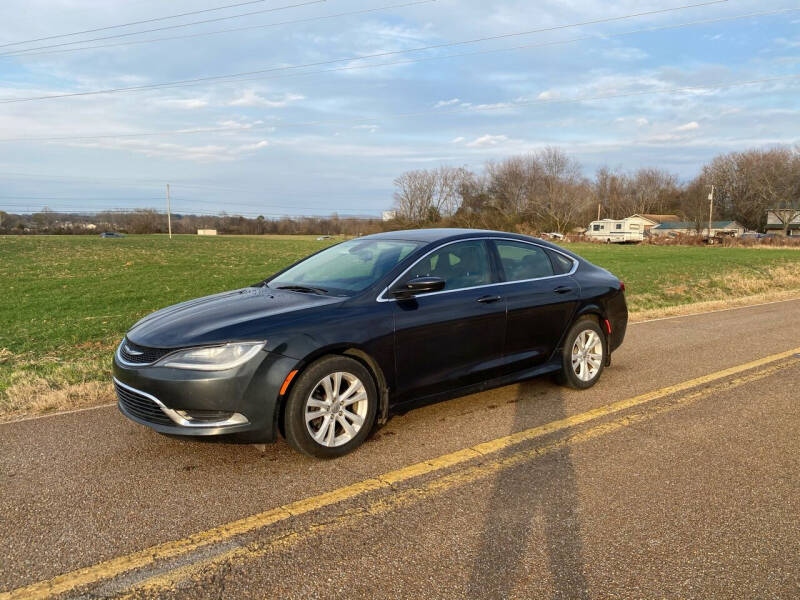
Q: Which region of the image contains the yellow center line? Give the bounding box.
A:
[3,346,799,600]
[117,359,798,598]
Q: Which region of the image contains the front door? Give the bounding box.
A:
[391,239,507,402]
[491,239,580,371]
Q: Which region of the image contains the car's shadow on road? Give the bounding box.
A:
[466,381,589,599]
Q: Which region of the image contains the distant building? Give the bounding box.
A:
[382,210,397,222]
[650,221,745,238]
[765,208,800,236]
[626,214,680,232]
[197,229,218,236]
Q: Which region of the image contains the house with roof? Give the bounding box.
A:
[626,214,680,233]
[650,220,745,238]
[765,208,800,236]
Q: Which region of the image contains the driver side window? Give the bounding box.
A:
[405,240,492,291]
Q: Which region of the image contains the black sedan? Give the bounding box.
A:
[113,229,627,458]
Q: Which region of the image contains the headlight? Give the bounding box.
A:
[157,342,265,371]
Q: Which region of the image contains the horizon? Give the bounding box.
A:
[1,0,799,217]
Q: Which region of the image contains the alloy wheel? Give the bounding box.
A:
[304,371,368,447]
[571,330,603,382]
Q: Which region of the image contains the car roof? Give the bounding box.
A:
[362,228,527,243]
[358,228,578,257]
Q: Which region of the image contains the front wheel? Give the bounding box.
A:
[283,356,378,458]
[558,318,607,389]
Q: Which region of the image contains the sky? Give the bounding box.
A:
[0,0,798,218]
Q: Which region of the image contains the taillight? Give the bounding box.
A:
[619,281,625,292]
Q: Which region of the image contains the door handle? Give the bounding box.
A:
[477,295,503,304]
[553,286,573,294]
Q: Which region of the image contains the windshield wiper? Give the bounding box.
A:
[275,284,328,295]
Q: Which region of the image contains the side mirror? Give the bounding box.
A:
[392,276,445,299]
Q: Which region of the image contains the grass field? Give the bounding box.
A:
[2,234,799,419]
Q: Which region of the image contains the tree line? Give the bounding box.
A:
[0,209,382,236]
[2,145,797,237]
[389,145,800,234]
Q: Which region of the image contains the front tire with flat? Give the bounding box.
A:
[558,318,607,389]
[283,356,378,458]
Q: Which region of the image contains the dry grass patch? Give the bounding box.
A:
[1,379,113,422]
[630,289,800,322]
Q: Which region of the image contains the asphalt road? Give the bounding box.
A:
[2,299,799,599]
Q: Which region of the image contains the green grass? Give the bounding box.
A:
[567,243,800,312]
[1,234,798,417]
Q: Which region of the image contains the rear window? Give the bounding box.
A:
[547,250,575,275]
[495,240,554,281]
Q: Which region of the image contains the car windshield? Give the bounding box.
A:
[269,239,423,296]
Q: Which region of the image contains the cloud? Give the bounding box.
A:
[675,121,700,131]
[451,136,466,143]
[537,91,556,100]
[471,102,513,111]
[465,134,509,148]
[353,124,379,133]
[157,98,209,110]
[228,91,305,108]
[434,98,460,108]
[601,46,649,61]
[636,118,649,127]
[774,37,800,48]
[237,140,270,152]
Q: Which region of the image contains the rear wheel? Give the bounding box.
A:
[558,317,607,389]
[283,356,377,458]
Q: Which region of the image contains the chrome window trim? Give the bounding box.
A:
[376,236,578,302]
[113,377,249,428]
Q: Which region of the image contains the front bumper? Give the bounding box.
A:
[112,348,298,441]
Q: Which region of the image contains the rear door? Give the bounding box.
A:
[390,239,507,402]
[490,239,580,371]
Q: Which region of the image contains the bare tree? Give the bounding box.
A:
[532,147,591,234]
[627,168,680,215]
[703,147,799,230]
[392,169,436,223]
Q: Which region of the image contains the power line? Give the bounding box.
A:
[0,0,328,57]
[0,0,730,104]
[140,6,794,99]
[0,0,326,50]
[0,1,435,59]
[3,73,798,143]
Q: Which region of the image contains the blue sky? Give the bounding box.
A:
[0,0,798,218]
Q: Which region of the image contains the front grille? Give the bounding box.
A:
[119,339,172,365]
[114,381,173,426]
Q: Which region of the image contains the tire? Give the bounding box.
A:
[557,317,607,390]
[283,356,378,458]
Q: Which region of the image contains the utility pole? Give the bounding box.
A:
[707,184,715,242]
[166,183,172,240]
[597,203,601,221]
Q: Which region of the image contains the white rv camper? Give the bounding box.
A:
[586,218,644,243]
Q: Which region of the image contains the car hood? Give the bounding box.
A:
[126,287,344,349]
